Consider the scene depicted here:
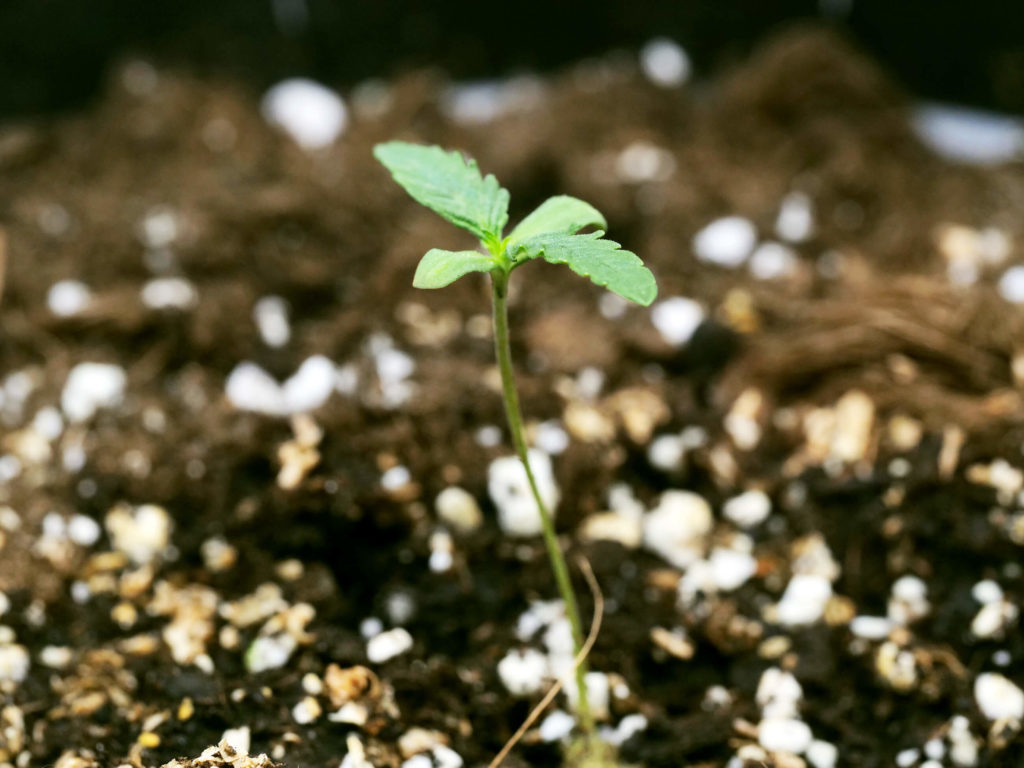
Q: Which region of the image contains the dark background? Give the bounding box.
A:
[1,0,1023,119]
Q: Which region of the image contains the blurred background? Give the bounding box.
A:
[5,4,1024,767]
[2,0,1024,118]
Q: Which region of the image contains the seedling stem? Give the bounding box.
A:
[491,269,595,735]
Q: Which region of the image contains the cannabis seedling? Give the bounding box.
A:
[374,141,657,750]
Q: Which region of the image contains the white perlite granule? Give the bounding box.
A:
[366,628,413,664]
[640,38,691,87]
[61,362,126,422]
[497,648,548,696]
[261,78,348,149]
[650,297,705,346]
[488,450,560,537]
[974,672,1024,720]
[693,216,757,268]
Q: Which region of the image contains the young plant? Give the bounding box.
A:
[374,141,656,756]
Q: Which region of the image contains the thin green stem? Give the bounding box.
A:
[490,270,594,736]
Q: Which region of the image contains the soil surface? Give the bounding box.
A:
[2,26,1024,768]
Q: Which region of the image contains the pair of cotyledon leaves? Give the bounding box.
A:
[373,142,657,306]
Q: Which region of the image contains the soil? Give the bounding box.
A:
[2,25,1024,768]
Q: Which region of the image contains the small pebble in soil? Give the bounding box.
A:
[428,530,454,573]
[360,617,384,639]
[67,514,101,546]
[775,191,815,243]
[335,363,359,395]
[539,709,576,742]
[398,727,449,759]
[544,617,575,661]
[253,296,291,347]
[516,600,565,641]
[998,265,1024,304]
[221,726,251,756]
[708,546,757,591]
[615,141,676,183]
[850,616,894,640]
[385,591,416,625]
[31,405,64,441]
[105,503,172,565]
[488,450,560,537]
[372,340,416,408]
[723,489,772,528]
[381,465,412,492]
[640,37,691,87]
[600,713,649,746]
[227,356,337,416]
[475,425,502,447]
[703,685,733,711]
[579,507,643,549]
[38,645,73,669]
[948,715,978,766]
[61,362,126,422]
[650,626,694,660]
[434,487,483,534]
[282,355,336,413]
[758,717,813,754]
[261,78,348,149]
[291,696,322,724]
[725,388,764,450]
[774,574,833,627]
[650,296,705,346]
[972,598,1018,639]
[642,490,712,569]
[534,420,569,455]
[0,643,29,683]
[889,575,931,624]
[138,206,179,249]
[924,738,945,760]
[693,216,757,268]
[565,670,610,720]
[912,103,1024,166]
[757,667,803,719]
[47,279,92,317]
[974,672,1024,721]
[648,433,686,472]
[441,77,544,125]
[431,746,464,768]
[876,641,918,691]
[497,648,549,696]
[599,292,628,319]
[330,701,370,726]
[226,362,287,416]
[993,649,1013,667]
[141,277,198,310]
[749,242,799,280]
[366,627,413,663]
[973,579,1004,605]
[896,748,920,767]
[244,634,297,673]
[201,537,238,572]
[806,739,839,768]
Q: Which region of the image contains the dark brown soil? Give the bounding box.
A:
[2,26,1024,768]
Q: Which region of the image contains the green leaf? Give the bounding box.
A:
[507,195,607,246]
[413,249,497,289]
[374,141,510,245]
[511,231,658,306]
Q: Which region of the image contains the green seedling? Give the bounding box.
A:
[374,141,656,761]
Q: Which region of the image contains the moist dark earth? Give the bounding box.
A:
[2,26,1024,768]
